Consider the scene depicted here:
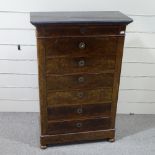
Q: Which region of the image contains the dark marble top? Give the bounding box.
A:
[30,11,133,25]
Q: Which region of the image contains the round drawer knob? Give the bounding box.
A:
[79,42,86,49]
[78,76,85,83]
[77,108,83,114]
[77,92,84,98]
[78,60,85,67]
[76,122,82,128]
[80,27,87,34]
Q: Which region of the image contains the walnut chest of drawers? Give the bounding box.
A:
[30,11,132,148]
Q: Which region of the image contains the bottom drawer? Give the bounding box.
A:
[47,117,111,134]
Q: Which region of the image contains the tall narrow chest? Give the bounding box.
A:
[30,11,132,148]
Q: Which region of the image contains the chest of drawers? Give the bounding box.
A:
[30,11,132,148]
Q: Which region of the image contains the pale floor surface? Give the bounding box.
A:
[0,113,155,155]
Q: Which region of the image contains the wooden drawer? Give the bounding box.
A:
[47,117,111,134]
[47,103,111,120]
[37,25,122,37]
[46,55,116,74]
[46,73,114,91]
[47,88,112,106]
[44,37,118,57]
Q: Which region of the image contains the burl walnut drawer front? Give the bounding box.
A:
[47,88,112,106]
[46,55,116,74]
[45,37,118,57]
[47,103,111,120]
[46,73,114,91]
[37,25,121,37]
[47,117,111,134]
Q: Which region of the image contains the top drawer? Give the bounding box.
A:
[37,25,123,37]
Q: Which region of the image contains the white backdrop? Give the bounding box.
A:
[0,0,155,114]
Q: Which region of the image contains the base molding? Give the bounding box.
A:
[41,129,115,146]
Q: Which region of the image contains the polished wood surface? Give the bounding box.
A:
[46,55,116,74]
[47,88,112,106]
[47,117,111,134]
[44,37,118,57]
[37,25,124,37]
[41,129,115,146]
[47,103,111,120]
[46,73,114,91]
[31,11,132,148]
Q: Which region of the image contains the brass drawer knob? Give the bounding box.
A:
[77,108,83,114]
[78,76,85,83]
[76,122,82,128]
[77,92,84,98]
[79,42,86,49]
[78,60,85,67]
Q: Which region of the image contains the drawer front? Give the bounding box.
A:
[46,73,114,91]
[46,55,116,74]
[47,117,111,134]
[47,88,112,106]
[45,37,118,57]
[37,25,121,37]
[47,103,111,120]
